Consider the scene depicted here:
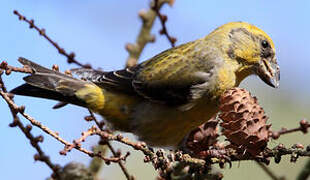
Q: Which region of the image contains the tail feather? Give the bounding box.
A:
[23,73,86,96]
[11,57,91,108]
[11,84,86,107]
[18,57,52,73]
[19,57,71,78]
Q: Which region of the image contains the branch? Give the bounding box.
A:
[256,161,285,180]
[0,74,61,178]
[0,61,33,74]
[13,10,91,68]
[88,144,108,177]
[125,0,173,67]
[88,110,134,180]
[152,0,176,47]
[0,87,128,164]
[270,119,310,139]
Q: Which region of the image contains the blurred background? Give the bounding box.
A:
[1,0,310,179]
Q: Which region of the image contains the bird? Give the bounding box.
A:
[11,22,280,148]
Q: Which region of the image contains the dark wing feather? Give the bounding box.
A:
[131,41,214,105]
[71,66,139,95]
[72,41,214,106]
[72,66,204,105]
[132,79,199,105]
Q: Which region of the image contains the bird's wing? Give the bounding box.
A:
[72,41,217,106]
[71,67,138,95]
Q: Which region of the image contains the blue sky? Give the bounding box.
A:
[1,1,310,179]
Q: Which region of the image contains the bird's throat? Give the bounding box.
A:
[235,64,253,86]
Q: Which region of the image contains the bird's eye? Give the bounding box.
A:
[261,40,269,48]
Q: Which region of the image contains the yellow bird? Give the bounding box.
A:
[11,22,280,148]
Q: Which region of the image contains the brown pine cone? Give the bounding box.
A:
[219,88,271,156]
[180,116,219,156]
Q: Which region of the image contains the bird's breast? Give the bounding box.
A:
[130,97,219,148]
[212,63,238,97]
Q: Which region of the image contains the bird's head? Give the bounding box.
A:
[213,22,280,88]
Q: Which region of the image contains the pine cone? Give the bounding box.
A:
[181,116,219,156]
[219,88,271,156]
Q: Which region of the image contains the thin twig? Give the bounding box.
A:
[125,0,173,67]
[256,161,284,180]
[88,109,134,180]
[270,119,310,139]
[0,75,61,178]
[0,89,127,163]
[88,144,108,178]
[0,71,7,92]
[61,126,98,154]
[0,61,33,74]
[107,143,133,180]
[13,10,91,68]
[152,0,176,47]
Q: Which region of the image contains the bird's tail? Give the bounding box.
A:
[11,57,105,110]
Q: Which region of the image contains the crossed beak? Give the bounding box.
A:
[257,58,280,88]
